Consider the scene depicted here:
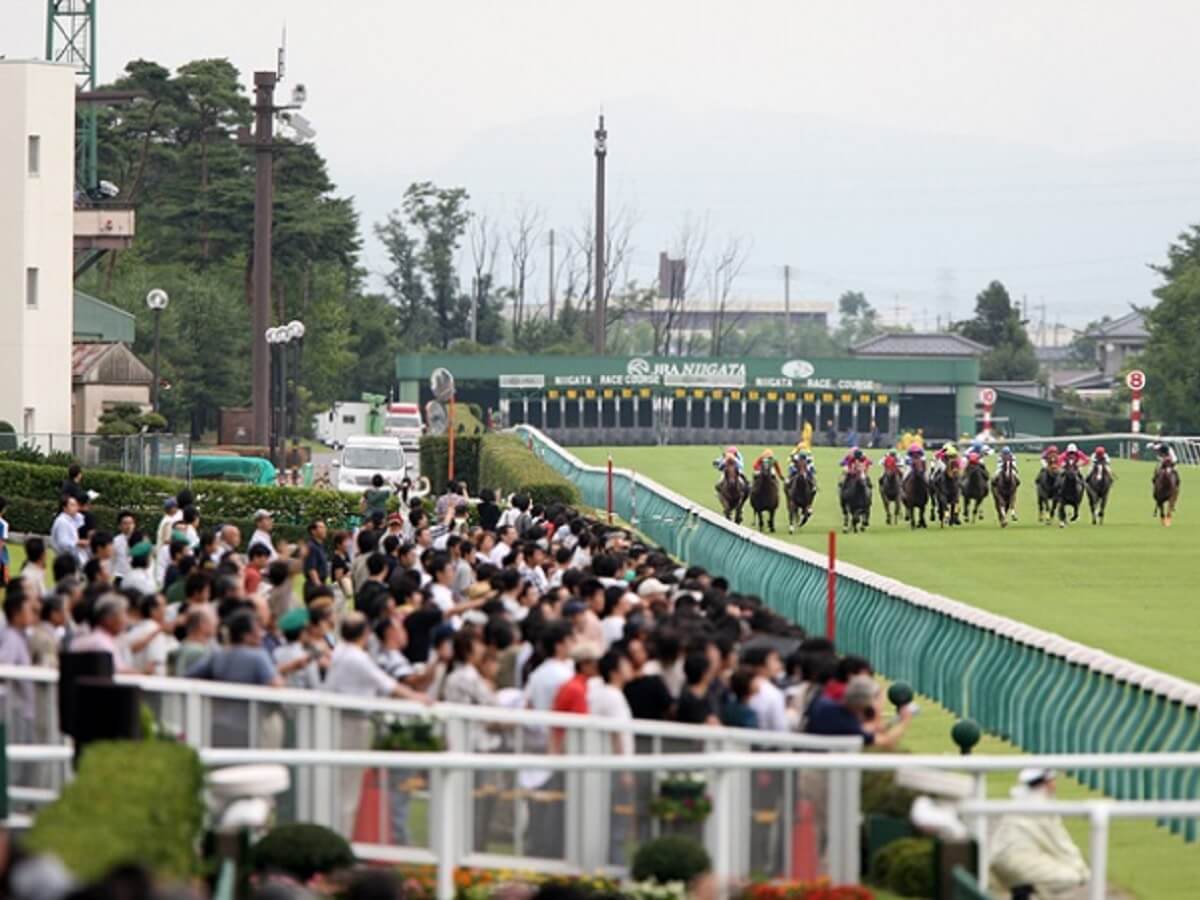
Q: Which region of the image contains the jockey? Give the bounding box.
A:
[905,443,926,468]
[840,447,873,486]
[752,448,786,481]
[998,445,1020,475]
[713,446,749,490]
[933,441,961,475]
[1057,442,1088,469]
[1089,445,1113,476]
[1040,444,1060,470]
[788,448,817,482]
[882,449,901,473]
[1150,441,1177,467]
[968,438,993,458]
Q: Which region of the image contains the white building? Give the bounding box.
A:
[0,61,76,436]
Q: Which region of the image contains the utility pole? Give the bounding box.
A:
[470,276,478,343]
[783,264,792,352]
[548,228,556,320]
[245,70,279,449]
[592,114,608,354]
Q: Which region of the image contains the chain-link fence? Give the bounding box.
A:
[0,432,193,479]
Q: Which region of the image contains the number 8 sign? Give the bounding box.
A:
[1125,370,1146,392]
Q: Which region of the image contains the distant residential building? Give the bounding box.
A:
[620,300,831,337]
[1090,310,1148,380]
[850,332,989,358]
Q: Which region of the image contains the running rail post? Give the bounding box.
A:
[607,455,614,524]
[1089,804,1110,900]
[826,530,837,641]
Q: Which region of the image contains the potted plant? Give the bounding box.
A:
[649,773,712,828]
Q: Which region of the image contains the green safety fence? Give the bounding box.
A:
[514,426,1200,842]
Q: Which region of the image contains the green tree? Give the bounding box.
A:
[375,212,430,349]
[833,290,880,348]
[401,182,472,348]
[1067,315,1112,366]
[345,293,400,397]
[954,280,1038,381]
[1142,260,1200,431]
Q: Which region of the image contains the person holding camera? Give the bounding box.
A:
[804,674,913,749]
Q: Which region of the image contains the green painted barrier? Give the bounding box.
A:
[516,425,1200,843]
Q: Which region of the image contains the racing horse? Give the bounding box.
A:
[716,456,748,524]
[1054,459,1085,527]
[750,465,781,533]
[785,460,817,533]
[878,461,903,526]
[1153,461,1181,526]
[1085,462,1114,525]
[932,461,962,526]
[960,453,990,523]
[990,453,1020,528]
[1035,466,1059,524]
[840,469,871,533]
[901,458,930,529]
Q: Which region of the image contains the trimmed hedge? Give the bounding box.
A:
[630,834,711,884]
[869,836,935,898]
[251,823,355,880]
[26,740,205,880]
[419,435,483,495]
[478,434,580,506]
[0,458,360,529]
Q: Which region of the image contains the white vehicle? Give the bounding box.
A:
[383,402,424,456]
[333,435,414,494]
[314,401,374,450]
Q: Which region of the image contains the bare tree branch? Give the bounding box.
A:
[707,234,751,356]
[506,202,545,340]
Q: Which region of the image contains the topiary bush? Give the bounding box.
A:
[478,434,580,506]
[0,421,15,452]
[870,836,935,898]
[26,740,204,881]
[630,834,711,885]
[250,823,355,881]
[419,435,483,494]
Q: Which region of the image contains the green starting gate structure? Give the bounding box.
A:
[516,424,1200,841]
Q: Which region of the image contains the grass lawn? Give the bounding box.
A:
[574,446,1200,683]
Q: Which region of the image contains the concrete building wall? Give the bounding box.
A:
[73,384,151,433]
[0,61,76,436]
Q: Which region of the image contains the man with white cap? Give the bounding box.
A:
[247,510,278,560]
[990,769,1090,899]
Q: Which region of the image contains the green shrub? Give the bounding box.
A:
[26,740,204,881]
[0,458,360,530]
[870,837,935,898]
[0,421,14,452]
[861,769,920,819]
[251,823,355,881]
[630,835,711,884]
[419,435,483,494]
[478,434,580,506]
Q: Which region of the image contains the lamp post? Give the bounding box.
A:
[265,327,286,465]
[145,289,169,413]
[283,320,305,445]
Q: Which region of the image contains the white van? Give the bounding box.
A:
[333,435,411,495]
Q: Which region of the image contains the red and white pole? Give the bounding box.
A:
[606,455,614,524]
[826,530,837,643]
[1131,388,1142,457]
[983,402,993,435]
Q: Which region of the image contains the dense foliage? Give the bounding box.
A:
[630,835,712,885]
[477,435,581,506]
[868,837,935,898]
[1142,227,1200,431]
[250,823,356,881]
[952,280,1038,381]
[26,741,205,881]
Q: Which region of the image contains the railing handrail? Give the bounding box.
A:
[13,744,1200,773]
[0,664,860,751]
[514,425,1200,704]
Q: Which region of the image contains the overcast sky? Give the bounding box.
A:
[10,1,1200,331]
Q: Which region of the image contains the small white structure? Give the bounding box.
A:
[0,61,76,436]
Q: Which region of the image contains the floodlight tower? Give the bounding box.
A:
[45,0,98,193]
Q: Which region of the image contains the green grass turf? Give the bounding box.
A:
[574,446,1199,683]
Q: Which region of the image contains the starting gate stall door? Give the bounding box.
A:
[601,397,617,429]
[710,396,726,430]
[671,397,688,428]
[636,396,653,428]
[527,398,543,429]
[837,395,855,434]
[564,396,581,428]
[782,398,798,434]
[583,398,600,428]
[856,394,874,433]
[545,397,563,429]
[763,398,780,431]
[690,393,706,428]
[745,399,761,430]
[618,395,635,428]
[728,397,744,430]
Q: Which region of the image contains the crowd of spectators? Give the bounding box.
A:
[0,467,913,755]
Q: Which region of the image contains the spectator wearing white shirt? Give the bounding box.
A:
[122,592,177,676]
[490,525,517,566]
[601,589,638,650]
[326,612,430,834]
[519,543,550,594]
[19,536,48,599]
[121,540,159,598]
[742,645,789,732]
[50,495,85,561]
[247,509,278,560]
[111,511,137,584]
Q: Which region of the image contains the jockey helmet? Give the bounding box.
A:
[762,449,775,458]
[853,448,865,460]
[1045,444,1059,455]
[945,445,959,457]
[1066,442,1079,454]
[725,446,738,456]
[1000,446,1013,457]
[967,451,981,464]
[1095,445,1107,457]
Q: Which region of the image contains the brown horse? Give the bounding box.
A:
[991,454,1020,528]
[750,466,781,532]
[901,458,930,529]
[786,459,817,533]
[1153,462,1181,526]
[878,464,902,525]
[716,456,747,523]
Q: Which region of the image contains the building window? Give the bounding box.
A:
[28,135,40,176]
[23,408,35,435]
[25,268,38,309]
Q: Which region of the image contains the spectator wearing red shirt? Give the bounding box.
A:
[551,641,601,752]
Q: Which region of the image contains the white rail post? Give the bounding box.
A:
[184,691,204,748]
[709,761,736,885]
[1088,804,1110,900]
[973,773,989,888]
[311,703,334,829]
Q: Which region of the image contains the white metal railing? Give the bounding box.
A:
[10,744,1200,900]
[0,664,861,886]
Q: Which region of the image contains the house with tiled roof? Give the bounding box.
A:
[850,332,990,358]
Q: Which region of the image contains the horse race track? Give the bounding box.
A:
[575,446,1200,684]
